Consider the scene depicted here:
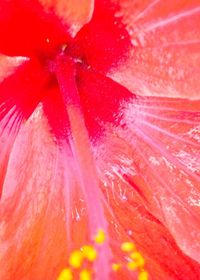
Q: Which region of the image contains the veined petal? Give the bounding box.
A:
[110,0,200,99]
[0,110,69,280]
[97,95,200,268]
[1,78,200,279]
[99,173,200,279]
[0,105,138,280]
[0,58,50,197]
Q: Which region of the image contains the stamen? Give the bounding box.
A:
[82,245,97,262]
[79,269,92,280]
[129,252,145,268]
[57,268,73,280]
[94,229,106,245]
[121,242,135,252]
[55,54,110,279]
[127,261,137,271]
[69,250,83,269]
[57,233,148,280]
[138,270,149,280]
[111,263,121,271]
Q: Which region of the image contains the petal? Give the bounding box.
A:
[97,95,200,267]
[0,73,199,280]
[110,0,200,99]
[1,81,200,279]
[0,0,69,56]
[73,0,132,73]
[0,58,49,197]
[0,110,69,280]
[99,176,200,279]
[0,55,24,82]
[0,105,110,280]
[39,0,94,36]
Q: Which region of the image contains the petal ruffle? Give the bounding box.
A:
[110,0,200,99]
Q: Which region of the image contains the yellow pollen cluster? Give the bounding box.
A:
[81,245,97,262]
[138,270,149,280]
[57,229,106,280]
[69,250,83,269]
[94,229,106,245]
[111,263,121,272]
[57,230,148,280]
[79,269,91,280]
[112,241,148,280]
[57,268,73,280]
[130,252,145,268]
[121,242,136,252]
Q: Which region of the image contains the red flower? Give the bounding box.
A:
[0,1,200,279]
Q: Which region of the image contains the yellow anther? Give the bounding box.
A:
[57,268,73,280]
[82,245,97,262]
[138,270,148,280]
[79,269,91,280]
[127,261,137,271]
[112,263,121,272]
[121,242,135,253]
[69,250,83,269]
[94,229,106,245]
[130,252,145,268]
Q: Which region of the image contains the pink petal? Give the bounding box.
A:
[110,0,200,99]
[0,58,50,197]
[96,94,200,269]
[0,111,69,280]
[2,93,200,279]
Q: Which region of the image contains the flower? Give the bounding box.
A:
[0,1,200,280]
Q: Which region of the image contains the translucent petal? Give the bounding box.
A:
[97,95,200,267]
[1,80,200,279]
[110,0,200,99]
[0,58,49,197]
